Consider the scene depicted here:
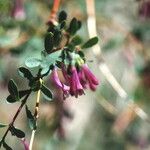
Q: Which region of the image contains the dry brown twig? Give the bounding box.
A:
[85,0,149,122]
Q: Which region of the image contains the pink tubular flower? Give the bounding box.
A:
[11,0,26,21]
[69,66,84,98]
[21,138,29,150]
[52,67,70,97]
[80,64,99,91]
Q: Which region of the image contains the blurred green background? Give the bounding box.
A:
[0,0,150,150]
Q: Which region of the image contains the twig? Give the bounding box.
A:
[1,90,31,143]
[47,0,61,25]
[29,88,41,150]
[85,0,149,121]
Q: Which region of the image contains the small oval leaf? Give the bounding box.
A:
[44,32,54,53]
[10,126,25,138]
[3,142,12,150]
[8,79,19,100]
[25,105,36,130]
[71,35,82,46]
[0,123,7,128]
[18,67,33,80]
[41,84,53,101]
[58,11,67,23]
[68,18,78,35]
[82,36,98,49]
[6,95,17,103]
[25,58,41,68]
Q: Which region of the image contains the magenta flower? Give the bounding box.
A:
[80,64,99,91]
[69,66,84,98]
[52,67,70,98]
[21,138,29,150]
[11,0,26,20]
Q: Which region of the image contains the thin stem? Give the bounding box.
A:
[29,89,41,150]
[1,90,31,143]
[47,0,61,25]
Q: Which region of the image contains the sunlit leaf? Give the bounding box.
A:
[25,58,41,68]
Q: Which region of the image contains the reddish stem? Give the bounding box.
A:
[47,0,61,25]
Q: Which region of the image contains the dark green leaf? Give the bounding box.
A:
[58,11,67,23]
[82,36,98,49]
[0,141,2,148]
[71,35,82,46]
[77,21,82,30]
[68,18,78,35]
[41,84,53,101]
[19,90,31,99]
[6,95,17,103]
[8,79,19,100]
[25,105,36,130]
[60,21,66,29]
[3,142,12,150]
[53,29,62,46]
[18,67,33,80]
[78,51,85,58]
[0,123,7,128]
[25,58,41,68]
[44,32,54,53]
[7,90,30,103]
[29,79,42,91]
[10,126,25,138]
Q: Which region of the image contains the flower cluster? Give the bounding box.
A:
[52,53,99,99]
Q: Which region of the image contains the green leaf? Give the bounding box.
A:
[68,18,78,35]
[77,21,82,30]
[71,35,82,46]
[41,66,51,76]
[41,84,53,101]
[44,32,54,53]
[0,141,2,148]
[19,90,31,98]
[82,36,98,49]
[41,50,61,67]
[25,105,36,130]
[10,126,25,138]
[58,11,67,23]
[0,123,7,128]
[7,90,30,103]
[8,79,19,101]
[3,142,12,150]
[6,95,17,103]
[78,51,85,58]
[53,29,62,46]
[25,57,41,68]
[60,21,66,29]
[29,79,42,91]
[18,67,33,80]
